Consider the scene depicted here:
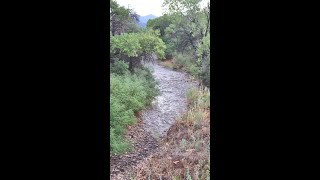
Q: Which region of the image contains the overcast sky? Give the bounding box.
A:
[115,0,164,17]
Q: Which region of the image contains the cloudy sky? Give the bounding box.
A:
[115,0,164,17]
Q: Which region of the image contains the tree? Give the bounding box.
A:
[147,14,173,37]
[162,0,211,87]
[146,15,175,59]
[110,30,166,72]
[162,0,210,58]
[110,0,139,35]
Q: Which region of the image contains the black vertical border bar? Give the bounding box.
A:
[96,0,110,178]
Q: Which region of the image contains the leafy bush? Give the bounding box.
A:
[172,53,187,69]
[110,30,166,71]
[171,50,210,88]
[199,63,210,88]
[134,67,159,103]
[110,67,158,154]
[185,63,199,77]
[110,59,129,75]
[164,43,175,60]
[172,53,199,76]
[197,34,210,88]
[110,127,132,153]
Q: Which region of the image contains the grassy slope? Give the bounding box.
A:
[132,87,210,179]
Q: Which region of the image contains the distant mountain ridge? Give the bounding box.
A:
[137,14,157,28]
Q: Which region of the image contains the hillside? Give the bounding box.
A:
[137,14,157,28]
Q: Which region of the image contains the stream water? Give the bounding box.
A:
[141,63,198,138]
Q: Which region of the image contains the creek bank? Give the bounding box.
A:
[110,62,198,179]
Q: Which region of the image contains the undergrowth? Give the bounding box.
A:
[158,59,174,69]
[133,87,210,179]
[158,52,210,88]
[110,61,158,154]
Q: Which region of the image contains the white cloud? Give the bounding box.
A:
[115,0,164,17]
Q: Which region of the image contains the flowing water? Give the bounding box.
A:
[141,63,198,138]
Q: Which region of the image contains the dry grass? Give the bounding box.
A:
[132,87,210,180]
[158,60,175,69]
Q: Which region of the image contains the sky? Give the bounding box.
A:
[115,0,164,17]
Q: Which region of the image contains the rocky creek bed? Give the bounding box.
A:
[110,62,197,179]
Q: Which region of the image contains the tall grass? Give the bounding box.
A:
[134,87,210,179]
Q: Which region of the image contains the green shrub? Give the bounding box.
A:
[110,127,132,154]
[171,52,210,88]
[110,67,158,154]
[172,53,195,70]
[110,59,129,75]
[186,63,199,77]
[134,67,159,102]
[164,43,175,60]
[197,34,210,88]
[172,53,186,69]
[199,60,210,88]
[172,53,201,79]
[186,88,198,106]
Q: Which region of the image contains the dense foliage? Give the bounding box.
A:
[110,65,158,154]
[110,30,166,72]
[110,1,165,154]
[147,0,211,87]
[110,0,139,35]
[147,15,174,59]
